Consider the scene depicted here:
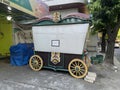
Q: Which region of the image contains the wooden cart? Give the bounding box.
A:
[29,13,90,78]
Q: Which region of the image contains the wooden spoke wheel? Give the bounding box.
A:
[29,55,43,71]
[68,59,88,78]
[83,56,91,68]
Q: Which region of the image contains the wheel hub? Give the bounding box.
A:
[75,66,80,72]
[33,60,39,65]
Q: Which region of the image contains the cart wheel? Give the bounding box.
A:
[83,56,91,68]
[29,55,43,71]
[68,59,88,78]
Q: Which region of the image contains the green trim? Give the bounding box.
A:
[34,21,89,26]
[43,66,68,72]
[33,17,90,26]
[34,20,55,26]
[10,0,32,11]
[14,28,21,33]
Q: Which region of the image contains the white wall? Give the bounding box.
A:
[50,8,78,18]
[42,0,87,6]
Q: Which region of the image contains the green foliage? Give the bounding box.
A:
[88,0,120,30]
[88,0,120,63]
[117,29,120,39]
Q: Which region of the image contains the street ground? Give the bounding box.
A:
[0,54,120,90]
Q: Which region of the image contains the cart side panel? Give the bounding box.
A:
[32,23,89,54]
[35,51,82,70]
[63,53,83,69]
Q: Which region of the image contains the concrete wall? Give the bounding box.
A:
[87,32,98,52]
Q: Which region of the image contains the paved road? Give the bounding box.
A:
[114,48,120,62]
[0,57,120,90]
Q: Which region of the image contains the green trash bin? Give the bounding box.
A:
[90,56,99,64]
[90,55,104,64]
[96,55,104,63]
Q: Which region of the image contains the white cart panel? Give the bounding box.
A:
[32,23,89,54]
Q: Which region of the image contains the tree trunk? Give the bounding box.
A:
[105,38,114,64]
[105,28,119,65]
[101,31,106,53]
